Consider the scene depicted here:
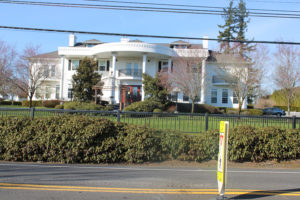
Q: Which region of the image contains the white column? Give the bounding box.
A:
[168,58,172,73]
[60,56,65,101]
[201,59,206,104]
[141,54,147,101]
[110,54,117,104]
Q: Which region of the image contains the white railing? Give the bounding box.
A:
[173,49,209,58]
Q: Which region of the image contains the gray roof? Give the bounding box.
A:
[35,51,59,59]
[170,40,190,44]
[129,39,144,43]
[82,39,102,44]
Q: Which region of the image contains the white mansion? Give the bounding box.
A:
[33,34,247,109]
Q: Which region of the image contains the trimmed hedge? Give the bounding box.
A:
[22,100,42,107]
[63,101,106,110]
[42,100,61,108]
[123,100,164,112]
[274,105,300,112]
[226,108,263,116]
[175,103,222,114]
[0,116,299,163]
[0,100,22,106]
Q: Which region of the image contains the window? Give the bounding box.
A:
[159,61,168,72]
[43,66,49,77]
[55,85,60,99]
[126,63,132,75]
[183,95,189,102]
[45,86,51,99]
[191,63,202,73]
[171,92,178,101]
[98,61,106,71]
[233,92,238,104]
[133,63,139,76]
[68,84,73,100]
[71,60,80,70]
[211,89,217,103]
[222,89,228,104]
[50,65,56,77]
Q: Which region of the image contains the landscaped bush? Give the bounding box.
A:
[54,104,64,109]
[63,101,105,110]
[0,101,22,106]
[42,100,61,108]
[225,108,263,116]
[274,105,300,112]
[175,103,222,114]
[153,108,163,113]
[123,100,164,112]
[228,126,300,162]
[21,100,42,107]
[0,116,299,163]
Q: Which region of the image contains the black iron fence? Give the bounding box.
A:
[1,107,300,133]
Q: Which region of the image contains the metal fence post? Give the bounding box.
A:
[205,112,209,131]
[117,110,120,122]
[30,107,35,119]
[292,116,296,129]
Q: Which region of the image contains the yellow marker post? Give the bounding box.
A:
[217,121,229,200]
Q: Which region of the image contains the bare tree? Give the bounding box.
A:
[161,55,204,113]
[215,47,265,114]
[10,45,50,107]
[0,40,16,96]
[273,43,300,115]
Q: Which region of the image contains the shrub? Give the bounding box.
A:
[225,108,263,116]
[175,103,222,114]
[63,101,105,110]
[123,100,163,112]
[274,105,300,112]
[42,100,61,108]
[153,108,163,113]
[22,100,42,107]
[0,116,299,164]
[55,104,64,109]
[0,101,22,106]
[246,109,263,116]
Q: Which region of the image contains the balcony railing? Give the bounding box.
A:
[118,69,142,78]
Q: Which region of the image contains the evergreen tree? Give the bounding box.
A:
[218,0,253,58]
[72,58,101,102]
[142,73,169,105]
[218,0,236,54]
[235,0,254,59]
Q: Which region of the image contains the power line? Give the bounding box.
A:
[1,25,300,45]
[1,0,300,19]
[85,0,300,14]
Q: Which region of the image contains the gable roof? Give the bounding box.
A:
[34,51,59,59]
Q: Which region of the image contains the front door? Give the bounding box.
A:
[120,85,141,110]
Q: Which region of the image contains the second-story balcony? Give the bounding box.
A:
[118,69,142,79]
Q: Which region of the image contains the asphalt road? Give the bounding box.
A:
[0,162,299,200]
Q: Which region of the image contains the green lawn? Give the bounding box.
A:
[0,108,297,133]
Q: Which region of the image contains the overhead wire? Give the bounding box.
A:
[1,25,300,45]
[85,0,300,14]
[1,0,300,18]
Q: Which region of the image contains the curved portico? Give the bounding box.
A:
[58,41,173,104]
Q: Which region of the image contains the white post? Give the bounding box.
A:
[60,56,65,100]
[201,59,206,104]
[168,58,172,73]
[111,54,117,104]
[142,54,147,101]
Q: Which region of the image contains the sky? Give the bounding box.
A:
[0,0,300,92]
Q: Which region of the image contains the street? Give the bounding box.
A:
[0,162,299,200]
